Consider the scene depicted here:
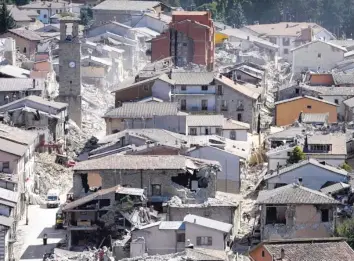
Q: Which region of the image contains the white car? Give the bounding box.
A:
[46,189,60,208]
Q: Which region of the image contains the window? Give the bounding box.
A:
[2,162,9,169]
[307,105,312,109]
[216,128,222,135]
[143,85,149,91]
[201,85,208,91]
[236,74,241,80]
[23,47,26,53]
[282,38,290,46]
[151,184,161,196]
[262,251,265,257]
[196,236,212,246]
[287,152,291,156]
[180,99,186,110]
[266,206,287,224]
[182,43,187,47]
[283,48,289,54]
[230,130,236,140]
[43,14,47,18]
[201,100,208,111]
[221,100,228,111]
[237,113,242,121]
[190,128,197,135]
[318,53,321,58]
[295,88,299,94]
[335,99,339,104]
[177,233,185,242]
[321,209,329,222]
[217,85,223,95]
[236,100,244,111]
[205,128,210,135]
[181,85,186,91]
[269,37,277,44]
[37,10,40,14]
[56,10,59,13]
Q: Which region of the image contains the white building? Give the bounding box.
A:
[130,214,232,257]
[241,22,335,61]
[291,40,346,74]
[263,158,348,190]
[187,145,247,194]
[19,1,73,24]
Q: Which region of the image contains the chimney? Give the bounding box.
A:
[168,69,172,79]
[194,218,196,223]
[280,248,285,260]
[298,177,303,186]
[286,24,289,28]
[247,36,250,40]
[32,79,36,88]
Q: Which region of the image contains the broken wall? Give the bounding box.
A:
[260,204,335,240]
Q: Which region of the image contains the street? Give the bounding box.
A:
[14,204,66,261]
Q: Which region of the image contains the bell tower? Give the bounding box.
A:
[57,17,82,127]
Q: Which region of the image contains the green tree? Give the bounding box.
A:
[287,146,305,164]
[341,162,352,172]
[0,3,16,34]
[226,2,246,27]
[336,218,354,248]
[80,7,93,26]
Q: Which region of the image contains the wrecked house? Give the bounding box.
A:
[72,155,220,206]
[62,185,148,249]
[0,79,46,106]
[0,95,68,140]
[256,183,340,240]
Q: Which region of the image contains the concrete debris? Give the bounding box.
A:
[34,152,73,197]
[27,192,45,205]
[49,247,114,261]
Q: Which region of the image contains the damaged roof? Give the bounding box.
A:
[184,214,232,233]
[301,112,328,123]
[73,155,220,171]
[0,95,67,113]
[63,185,144,211]
[257,183,340,205]
[103,102,178,118]
[215,75,262,100]
[257,238,354,261]
[320,182,350,195]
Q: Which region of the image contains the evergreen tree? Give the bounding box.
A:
[80,7,93,26]
[0,3,16,34]
[287,146,306,164]
[226,2,247,28]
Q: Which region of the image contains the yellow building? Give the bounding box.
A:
[215,32,228,45]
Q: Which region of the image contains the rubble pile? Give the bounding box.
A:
[120,252,186,261]
[82,83,114,138]
[34,152,73,197]
[49,247,114,261]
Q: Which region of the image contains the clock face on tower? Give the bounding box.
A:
[69,61,76,68]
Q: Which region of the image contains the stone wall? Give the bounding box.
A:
[73,167,217,201]
[216,85,257,132]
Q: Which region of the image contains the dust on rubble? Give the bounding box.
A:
[34,152,73,197]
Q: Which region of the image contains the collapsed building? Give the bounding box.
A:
[64,154,234,252]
